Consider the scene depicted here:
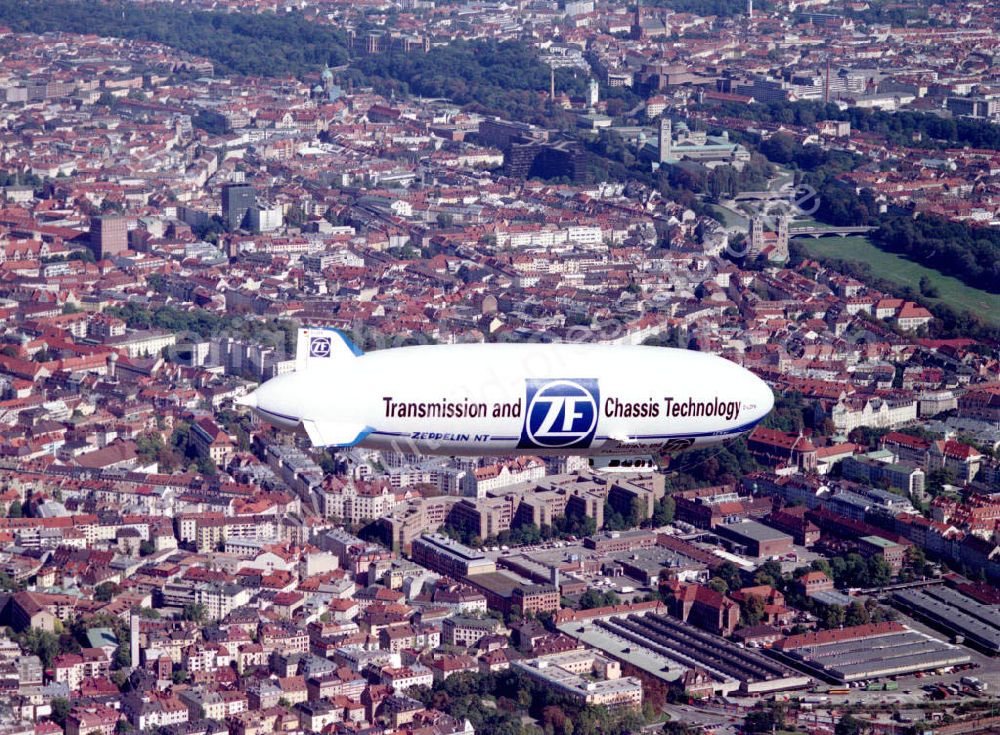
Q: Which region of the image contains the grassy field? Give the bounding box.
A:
[797,235,1000,327]
[709,203,748,229]
[791,216,824,228]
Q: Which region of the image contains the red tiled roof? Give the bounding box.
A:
[775,621,906,650]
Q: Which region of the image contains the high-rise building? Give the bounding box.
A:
[89,216,128,258]
[249,205,283,233]
[587,78,600,109]
[222,182,255,231]
[130,613,140,668]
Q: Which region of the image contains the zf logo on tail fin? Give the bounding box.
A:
[309,337,332,358]
[519,379,599,449]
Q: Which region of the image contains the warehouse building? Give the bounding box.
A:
[559,609,810,694]
[715,519,794,558]
[771,622,970,683]
[892,586,1000,655]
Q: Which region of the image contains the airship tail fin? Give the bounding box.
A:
[296,327,364,371]
[302,419,373,448]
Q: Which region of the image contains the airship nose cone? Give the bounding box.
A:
[237,374,302,431]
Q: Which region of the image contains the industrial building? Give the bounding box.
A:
[464,571,560,617]
[558,609,810,695]
[513,650,643,710]
[857,535,906,572]
[410,534,496,578]
[410,535,558,616]
[715,519,794,558]
[892,586,1000,655]
[771,622,970,683]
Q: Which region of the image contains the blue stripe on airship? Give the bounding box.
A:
[318,326,364,356]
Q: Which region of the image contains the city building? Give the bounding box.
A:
[513,650,643,710]
[222,183,255,231]
[89,216,128,258]
[715,519,794,559]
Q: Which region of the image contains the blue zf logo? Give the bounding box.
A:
[309,336,332,358]
[519,379,599,449]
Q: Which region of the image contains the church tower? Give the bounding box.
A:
[587,78,599,109]
[658,117,672,164]
[632,0,644,39]
[750,215,764,255]
[775,213,789,261]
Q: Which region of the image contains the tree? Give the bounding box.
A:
[760,132,798,164]
[8,500,22,518]
[845,600,871,627]
[602,502,627,531]
[139,540,156,556]
[905,546,930,577]
[918,275,940,298]
[822,604,846,629]
[16,628,62,667]
[0,1,352,80]
[842,553,869,587]
[663,723,698,735]
[50,697,71,727]
[94,581,120,602]
[579,589,620,610]
[183,603,207,624]
[135,433,166,464]
[745,707,784,734]
[926,467,957,495]
[114,642,131,669]
[195,456,218,477]
[542,705,568,734]
[707,577,729,594]
[740,595,766,627]
[713,561,744,591]
[836,714,864,735]
[650,495,675,526]
[810,558,833,578]
[867,556,893,587]
[0,571,18,592]
[754,560,784,589]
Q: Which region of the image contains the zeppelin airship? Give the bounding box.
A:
[237,327,774,471]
